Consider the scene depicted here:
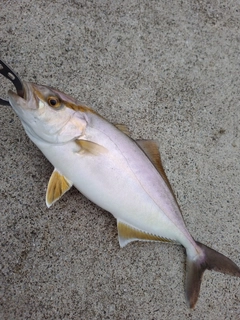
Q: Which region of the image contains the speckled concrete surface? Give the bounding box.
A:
[0,1,240,319]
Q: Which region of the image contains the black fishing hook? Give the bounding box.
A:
[0,59,24,106]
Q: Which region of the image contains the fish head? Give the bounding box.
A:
[8,82,87,144]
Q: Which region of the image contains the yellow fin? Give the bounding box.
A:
[115,124,131,136]
[117,220,172,248]
[46,169,73,208]
[136,139,174,193]
[75,139,107,156]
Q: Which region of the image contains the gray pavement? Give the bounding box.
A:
[0,1,240,319]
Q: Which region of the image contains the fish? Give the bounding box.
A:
[3,71,240,308]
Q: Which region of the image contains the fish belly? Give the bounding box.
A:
[39,137,196,253]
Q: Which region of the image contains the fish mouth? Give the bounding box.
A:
[8,81,38,110]
[8,81,28,99]
[0,59,26,106]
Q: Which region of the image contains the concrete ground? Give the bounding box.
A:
[0,1,240,319]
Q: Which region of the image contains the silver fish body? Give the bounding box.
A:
[6,80,240,308]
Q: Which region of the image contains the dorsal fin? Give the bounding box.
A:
[115,124,131,136]
[136,139,175,194]
[46,169,73,208]
[117,220,172,248]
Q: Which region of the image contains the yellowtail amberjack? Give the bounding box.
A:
[0,59,239,308]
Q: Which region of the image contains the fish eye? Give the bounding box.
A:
[47,96,61,108]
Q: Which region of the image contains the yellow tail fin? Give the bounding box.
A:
[185,241,240,308]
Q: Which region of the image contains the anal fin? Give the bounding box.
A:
[117,220,172,248]
[46,169,73,208]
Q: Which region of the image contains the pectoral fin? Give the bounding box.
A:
[117,220,171,248]
[46,169,73,208]
[75,139,107,156]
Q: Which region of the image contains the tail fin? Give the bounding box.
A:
[185,241,240,308]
